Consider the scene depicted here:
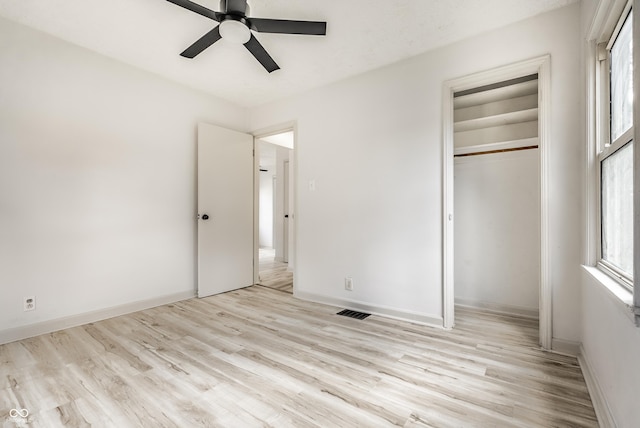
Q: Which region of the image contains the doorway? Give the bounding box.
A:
[442,56,551,349]
[255,130,295,293]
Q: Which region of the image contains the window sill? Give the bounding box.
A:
[582,265,638,326]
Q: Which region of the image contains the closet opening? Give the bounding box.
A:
[453,73,540,321]
[442,56,551,349]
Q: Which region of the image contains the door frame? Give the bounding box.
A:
[441,56,551,349]
[252,122,297,286]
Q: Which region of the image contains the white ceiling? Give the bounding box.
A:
[0,0,577,108]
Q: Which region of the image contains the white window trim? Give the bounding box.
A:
[585,0,639,326]
[582,265,635,323]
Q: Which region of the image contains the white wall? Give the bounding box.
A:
[0,17,247,338]
[581,270,640,427]
[454,149,540,315]
[259,171,274,248]
[250,4,582,336]
[578,0,640,425]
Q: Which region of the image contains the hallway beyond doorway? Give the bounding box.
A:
[258,248,293,293]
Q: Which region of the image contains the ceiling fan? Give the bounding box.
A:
[166,0,327,73]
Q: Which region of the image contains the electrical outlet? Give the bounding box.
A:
[345,277,353,291]
[23,296,35,312]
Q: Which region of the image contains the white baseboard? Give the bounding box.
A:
[0,291,195,345]
[294,291,444,328]
[454,298,539,319]
[550,338,581,357]
[578,345,616,428]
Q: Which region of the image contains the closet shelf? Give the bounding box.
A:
[454,93,538,122]
[454,137,539,156]
[453,79,538,109]
[454,108,538,133]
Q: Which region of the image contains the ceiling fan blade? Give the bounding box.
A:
[244,34,279,73]
[250,18,326,35]
[180,26,222,58]
[166,0,220,21]
[222,0,248,15]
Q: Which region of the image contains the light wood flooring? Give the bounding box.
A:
[0,286,597,427]
[258,248,293,294]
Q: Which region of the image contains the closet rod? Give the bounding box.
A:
[454,145,538,158]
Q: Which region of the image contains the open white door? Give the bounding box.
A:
[197,123,254,298]
[283,160,290,263]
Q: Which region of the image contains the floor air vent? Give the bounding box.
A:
[336,309,371,320]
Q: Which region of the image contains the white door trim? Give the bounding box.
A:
[441,55,552,350]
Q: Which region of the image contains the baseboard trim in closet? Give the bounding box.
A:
[454,298,539,319]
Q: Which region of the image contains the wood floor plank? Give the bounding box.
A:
[258,249,293,294]
[0,286,597,427]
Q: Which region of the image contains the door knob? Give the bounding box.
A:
[202,214,210,220]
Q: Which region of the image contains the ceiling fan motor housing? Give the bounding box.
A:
[220,0,249,16]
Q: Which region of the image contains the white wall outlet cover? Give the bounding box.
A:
[345,277,353,291]
[23,296,36,311]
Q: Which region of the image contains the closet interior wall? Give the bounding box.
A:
[453,75,541,317]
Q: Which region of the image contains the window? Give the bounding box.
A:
[598,5,634,290]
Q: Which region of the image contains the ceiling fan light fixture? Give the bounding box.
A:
[219,19,251,44]
[167,0,326,72]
